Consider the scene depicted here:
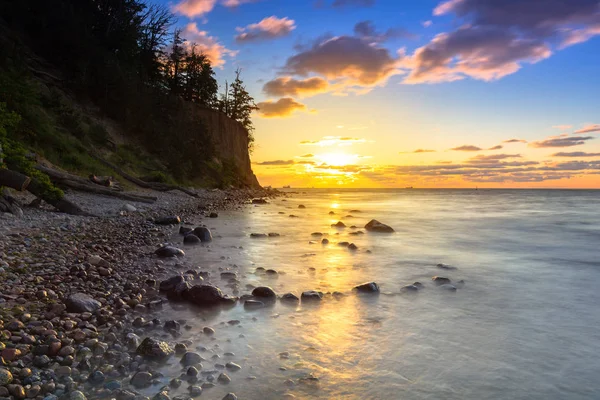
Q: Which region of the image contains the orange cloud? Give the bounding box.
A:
[263,77,329,97]
[300,136,368,147]
[256,97,307,118]
[574,124,600,134]
[451,145,482,151]
[236,16,296,43]
[529,135,594,148]
[173,0,258,17]
[182,23,236,67]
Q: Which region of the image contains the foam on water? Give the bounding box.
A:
[150,189,600,399]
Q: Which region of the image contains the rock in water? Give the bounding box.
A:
[298,204,306,209]
[159,275,188,292]
[136,338,174,360]
[155,245,185,258]
[251,286,276,300]
[223,394,237,400]
[251,198,268,204]
[64,293,101,313]
[354,282,380,293]
[439,284,457,291]
[348,243,358,250]
[301,291,323,302]
[155,216,181,225]
[244,300,264,309]
[281,293,299,302]
[209,212,218,218]
[130,371,152,388]
[364,219,394,233]
[193,227,213,242]
[179,226,193,235]
[401,284,420,292]
[180,352,203,366]
[184,284,236,307]
[331,221,346,228]
[432,276,451,286]
[183,234,201,244]
[250,233,268,238]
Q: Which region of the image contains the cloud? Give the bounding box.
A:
[299,153,315,158]
[488,145,503,150]
[353,21,417,42]
[529,135,595,148]
[469,153,521,161]
[422,20,433,28]
[451,145,482,151]
[255,159,295,165]
[414,149,436,153]
[263,77,329,97]
[503,138,528,143]
[235,16,296,43]
[282,35,402,88]
[553,125,573,130]
[574,124,600,134]
[300,136,368,146]
[256,97,308,118]
[182,23,236,67]
[402,0,600,83]
[551,152,600,157]
[173,0,258,17]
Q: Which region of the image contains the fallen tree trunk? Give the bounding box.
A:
[0,169,31,191]
[90,154,199,197]
[35,164,157,203]
[26,178,94,216]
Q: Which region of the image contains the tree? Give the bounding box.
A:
[166,29,186,96]
[182,47,218,107]
[227,68,258,148]
[139,4,174,85]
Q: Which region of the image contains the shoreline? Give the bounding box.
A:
[0,187,275,400]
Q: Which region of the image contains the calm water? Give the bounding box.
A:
[150,189,600,399]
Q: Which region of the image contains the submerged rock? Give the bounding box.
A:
[252,286,276,299]
[244,300,264,309]
[301,291,323,302]
[223,394,237,400]
[364,219,394,233]
[439,284,457,291]
[354,282,380,293]
[155,245,185,258]
[193,227,212,242]
[183,234,201,244]
[181,352,204,366]
[160,275,189,292]
[401,284,420,292]
[65,293,101,313]
[432,276,451,286]
[155,216,181,225]
[184,284,237,307]
[136,338,174,359]
[209,212,219,218]
[331,221,346,228]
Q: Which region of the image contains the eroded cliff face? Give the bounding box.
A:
[193,107,260,188]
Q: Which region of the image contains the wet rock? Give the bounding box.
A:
[251,198,268,204]
[8,385,25,399]
[225,362,241,371]
[122,204,137,212]
[175,343,187,355]
[250,233,267,238]
[69,391,87,400]
[328,211,335,215]
[311,232,323,237]
[244,300,264,309]
[159,275,189,292]
[298,205,306,209]
[364,219,394,233]
[183,234,201,245]
[155,216,181,225]
[189,386,203,396]
[55,366,72,377]
[301,291,323,302]
[179,226,193,235]
[455,280,466,289]
[321,238,329,245]
[222,394,237,400]
[65,293,102,313]
[413,282,424,289]
[181,352,203,366]
[437,263,457,270]
[136,338,174,360]
[130,372,153,388]
[353,282,380,293]
[439,284,457,291]
[400,284,420,292]
[203,327,215,335]
[209,212,219,218]
[155,245,185,258]
[0,368,13,385]
[432,276,451,286]
[266,269,278,275]
[153,391,170,400]
[192,227,212,243]
[251,286,276,300]
[88,370,105,385]
[337,242,350,247]
[1,348,21,361]
[184,285,236,307]
[217,373,231,384]
[164,320,180,331]
[348,243,358,250]
[166,281,192,302]
[331,221,346,228]
[268,233,280,237]
[186,367,199,377]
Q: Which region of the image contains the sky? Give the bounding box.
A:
[161,0,600,188]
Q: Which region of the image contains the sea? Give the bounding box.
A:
[148,189,600,400]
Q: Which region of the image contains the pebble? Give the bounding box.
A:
[217,373,231,384]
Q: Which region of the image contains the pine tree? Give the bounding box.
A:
[228,69,258,141]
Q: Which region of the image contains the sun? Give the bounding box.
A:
[316,152,358,166]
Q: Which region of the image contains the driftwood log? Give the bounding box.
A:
[90,154,199,197]
[0,169,31,191]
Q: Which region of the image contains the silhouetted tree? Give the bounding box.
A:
[228,68,258,135]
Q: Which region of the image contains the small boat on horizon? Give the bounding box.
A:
[282,185,291,188]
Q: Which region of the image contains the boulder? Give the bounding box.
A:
[166,281,192,302]
[136,338,174,360]
[184,284,237,307]
[155,245,185,258]
[432,276,451,286]
[180,352,203,366]
[183,234,201,244]
[364,219,394,233]
[348,243,358,250]
[64,293,101,313]
[251,287,276,299]
[301,291,323,302]
[159,275,189,292]
[331,221,346,228]
[281,293,299,302]
[155,216,181,225]
[354,282,380,293]
[193,227,212,242]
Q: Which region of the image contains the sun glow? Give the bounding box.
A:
[316,152,358,166]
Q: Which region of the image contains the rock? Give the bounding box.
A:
[88,370,105,385]
[413,282,424,289]
[217,373,231,384]
[225,362,241,371]
[311,232,323,236]
[328,211,335,215]
[400,284,420,292]
[183,234,201,244]
[268,232,280,237]
[455,280,466,288]
[244,300,264,309]
[193,227,212,242]
[251,198,268,204]
[136,338,174,359]
[301,291,323,302]
[321,238,329,245]
[281,293,299,302]
[179,226,193,235]
[122,204,137,212]
[298,205,306,209]
[181,352,203,366]
[184,285,236,307]
[153,391,170,400]
[155,216,181,225]
[55,366,72,377]
[223,394,237,400]
[209,212,218,218]
[251,286,276,299]
[186,367,199,377]
[432,276,451,286]
[130,371,152,388]
[331,221,346,228]
[439,284,457,291]
[203,327,215,335]
[1,348,21,361]
[166,281,192,302]
[364,219,394,233]
[64,293,101,313]
[155,245,185,258]
[437,263,457,270]
[353,282,380,293]
[348,243,358,250]
[164,320,180,331]
[8,385,25,399]
[250,233,267,238]
[159,275,189,292]
[189,386,203,396]
[0,368,13,385]
[69,391,87,400]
